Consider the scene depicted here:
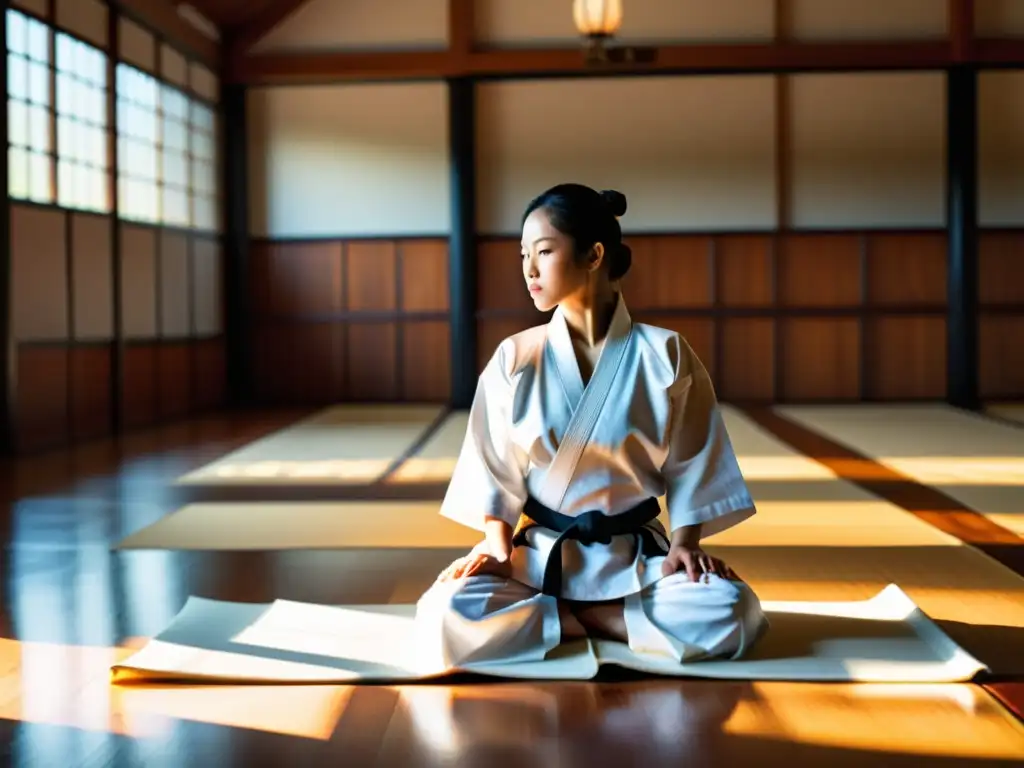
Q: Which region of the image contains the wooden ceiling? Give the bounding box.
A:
[178,0,276,29]
[172,0,1024,84]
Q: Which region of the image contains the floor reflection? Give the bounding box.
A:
[0,407,1023,767]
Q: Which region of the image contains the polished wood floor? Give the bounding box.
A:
[1,407,1023,767]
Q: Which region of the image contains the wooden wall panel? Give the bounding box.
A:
[158,343,192,420]
[248,237,451,405]
[347,323,399,401]
[980,315,1024,399]
[979,232,1024,399]
[250,324,345,404]
[238,225,1024,407]
[122,345,159,429]
[866,232,947,305]
[70,346,111,441]
[466,230,1005,404]
[778,234,861,307]
[15,347,69,454]
[719,319,776,402]
[194,339,227,411]
[401,240,449,313]
[290,323,346,404]
[251,325,298,403]
[780,319,861,401]
[716,236,774,306]
[477,238,532,313]
[347,242,397,312]
[403,321,451,401]
[15,344,111,450]
[979,231,1024,305]
[624,236,712,310]
[864,317,946,400]
[251,241,344,316]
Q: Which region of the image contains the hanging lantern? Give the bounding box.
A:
[573,0,623,62]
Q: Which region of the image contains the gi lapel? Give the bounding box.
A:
[537,295,633,512]
[547,305,585,410]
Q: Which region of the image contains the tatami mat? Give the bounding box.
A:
[776,404,1024,538]
[122,406,1024,675]
[988,403,1024,427]
[386,411,468,484]
[175,405,444,486]
[114,501,483,551]
[120,404,957,552]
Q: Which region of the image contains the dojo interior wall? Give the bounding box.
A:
[243,0,1024,406]
[7,0,225,454]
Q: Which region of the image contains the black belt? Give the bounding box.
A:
[512,495,667,596]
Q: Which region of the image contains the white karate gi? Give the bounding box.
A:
[415,294,767,668]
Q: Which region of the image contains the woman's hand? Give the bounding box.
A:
[661,544,737,583]
[437,551,511,582]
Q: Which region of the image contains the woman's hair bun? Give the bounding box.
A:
[600,189,627,218]
[609,242,632,281]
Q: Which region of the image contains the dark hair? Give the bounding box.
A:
[522,183,632,281]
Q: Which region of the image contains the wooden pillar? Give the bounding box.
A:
[222,82,251,406]
[0,8,11,454]
[946,65,979,409]
[108,9,124,435]
[448,77,477,409]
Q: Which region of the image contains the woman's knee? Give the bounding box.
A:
[415,575,558,667]
[646,573,767,659]
[722,580,768,658]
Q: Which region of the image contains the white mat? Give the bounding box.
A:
[176,405,444,486]
[110,585,987,685]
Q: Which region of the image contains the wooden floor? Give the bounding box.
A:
[1,407,1023,766]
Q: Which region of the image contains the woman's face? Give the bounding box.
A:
[520,208,600,312]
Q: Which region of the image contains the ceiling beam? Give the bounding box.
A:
[227,39,991,85]
[110,0,219,67]
[974,37,1024,65]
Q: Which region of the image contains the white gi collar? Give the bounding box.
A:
[548,292,632,410]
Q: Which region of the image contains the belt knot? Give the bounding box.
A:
[573,509,613,544]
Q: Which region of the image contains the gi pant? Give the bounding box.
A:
[413,571,768,669]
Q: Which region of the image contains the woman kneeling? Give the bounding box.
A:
[415,184,767,668]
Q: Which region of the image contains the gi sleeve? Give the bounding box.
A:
[438,340,528,531]
[660,337,756,539]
